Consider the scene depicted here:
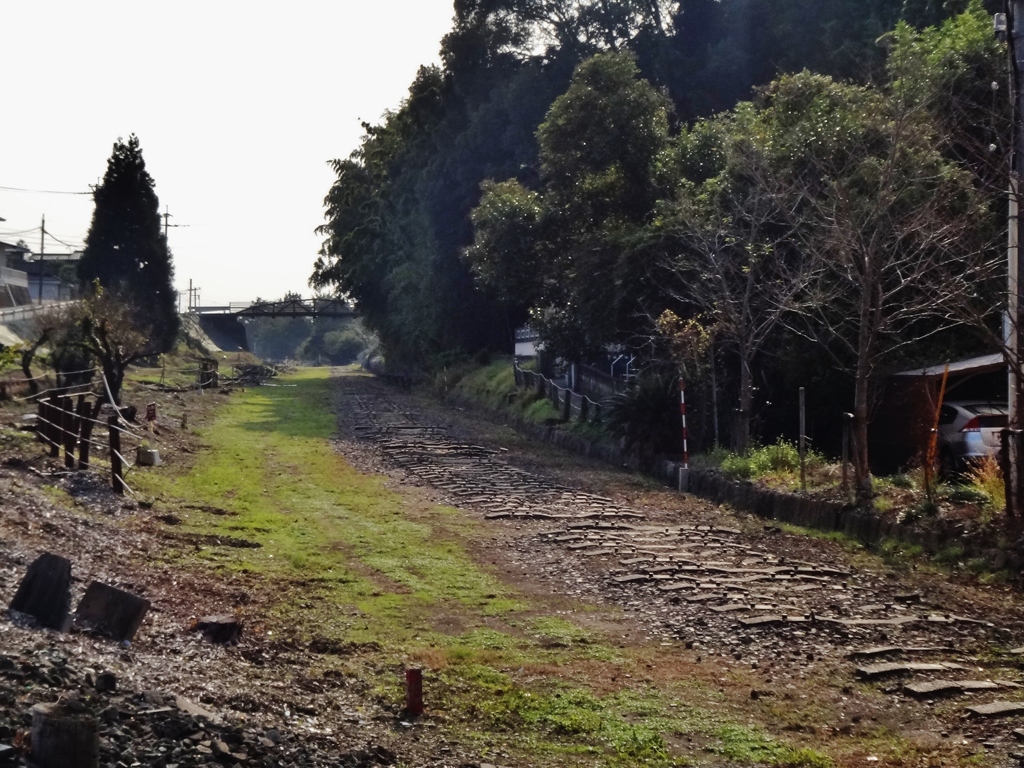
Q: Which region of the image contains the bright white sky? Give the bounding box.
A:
[1,1,455,306]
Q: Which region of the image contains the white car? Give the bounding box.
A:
[936,401,1008,472]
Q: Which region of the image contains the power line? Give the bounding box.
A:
[0,185,90,196]
[42,231,83,250]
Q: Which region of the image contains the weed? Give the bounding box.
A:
[936,544,965,566]
[776,523,863,552]
[692,446,732,469]
[965,557,990,575]
[713,440,830,488]
[781,749,834,768]
[713,724,832,767]
[874,497,894,514]
[887,473,915,490]
[964,455,1005,514]
[878,538,924,564]
[900,499,937,522]
[448,359,563,425]
[946,485,992,507]
[721,454,756,480]
[979,569,1010,585]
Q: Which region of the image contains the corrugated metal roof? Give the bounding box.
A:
[893,353,1004,377]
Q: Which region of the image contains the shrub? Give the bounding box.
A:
[714,439,825,481]
[888,473,914,490]
[752,441,801,474]
[720,454,755,479]
[605,376,681,466]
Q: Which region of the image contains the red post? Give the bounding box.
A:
[405,668,424,716]
[679,378,689,469]
[679,378,689,492]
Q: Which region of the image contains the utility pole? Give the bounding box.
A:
[162,206,187,242]
[1003,2,1024,515]
[186,279,201,313]
[37,215,45,305]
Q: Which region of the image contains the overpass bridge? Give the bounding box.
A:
[191,296,356,353]
[193,297,355,319]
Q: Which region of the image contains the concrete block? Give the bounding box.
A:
[8,553,72,631]
[73,582,151,643]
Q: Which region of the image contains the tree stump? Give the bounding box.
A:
[30,702,99,768]
[192,614,242,644]
[8,553,71,630]
[73,582,150,643]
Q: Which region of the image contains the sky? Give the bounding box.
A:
[1,1,456,307]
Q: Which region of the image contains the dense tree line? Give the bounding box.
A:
[314,0,996,369]
[314,0,1008,492]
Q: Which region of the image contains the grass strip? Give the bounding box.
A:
[132,368,833,767]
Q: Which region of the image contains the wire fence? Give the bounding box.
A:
[8,355,281,494]
[19,365,203,495]
[33,393,133,494]
[513,361,605,424]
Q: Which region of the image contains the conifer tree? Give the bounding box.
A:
[78,135,179,353]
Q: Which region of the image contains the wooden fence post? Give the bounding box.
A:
[77,397,94,470]
[108,415,124,496]
[580,396,589,422]
[61,396,78,469]
[47,396,60,458]
[563,390,572,421]
[37,398,47,447]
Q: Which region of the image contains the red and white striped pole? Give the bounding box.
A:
[679,377,689,491]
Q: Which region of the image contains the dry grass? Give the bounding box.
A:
[965,455,1006,516]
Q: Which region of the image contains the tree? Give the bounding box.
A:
[466,52,673,361]
[755,72,998,499]
[41,286,152,407]
[78,135,179,353]
[463,179,547,309]
[655,111,818,452]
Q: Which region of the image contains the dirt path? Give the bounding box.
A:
[332,373,1024,765]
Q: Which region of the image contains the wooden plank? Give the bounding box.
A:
[612,574,649,584]
[905,680,1000,697]
[856,662,967,679]
[966,701,1024,717]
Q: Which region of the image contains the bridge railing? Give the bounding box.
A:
[0,301,77,322]
[193,297,355,318]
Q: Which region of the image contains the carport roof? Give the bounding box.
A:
[893,353,1004,378]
